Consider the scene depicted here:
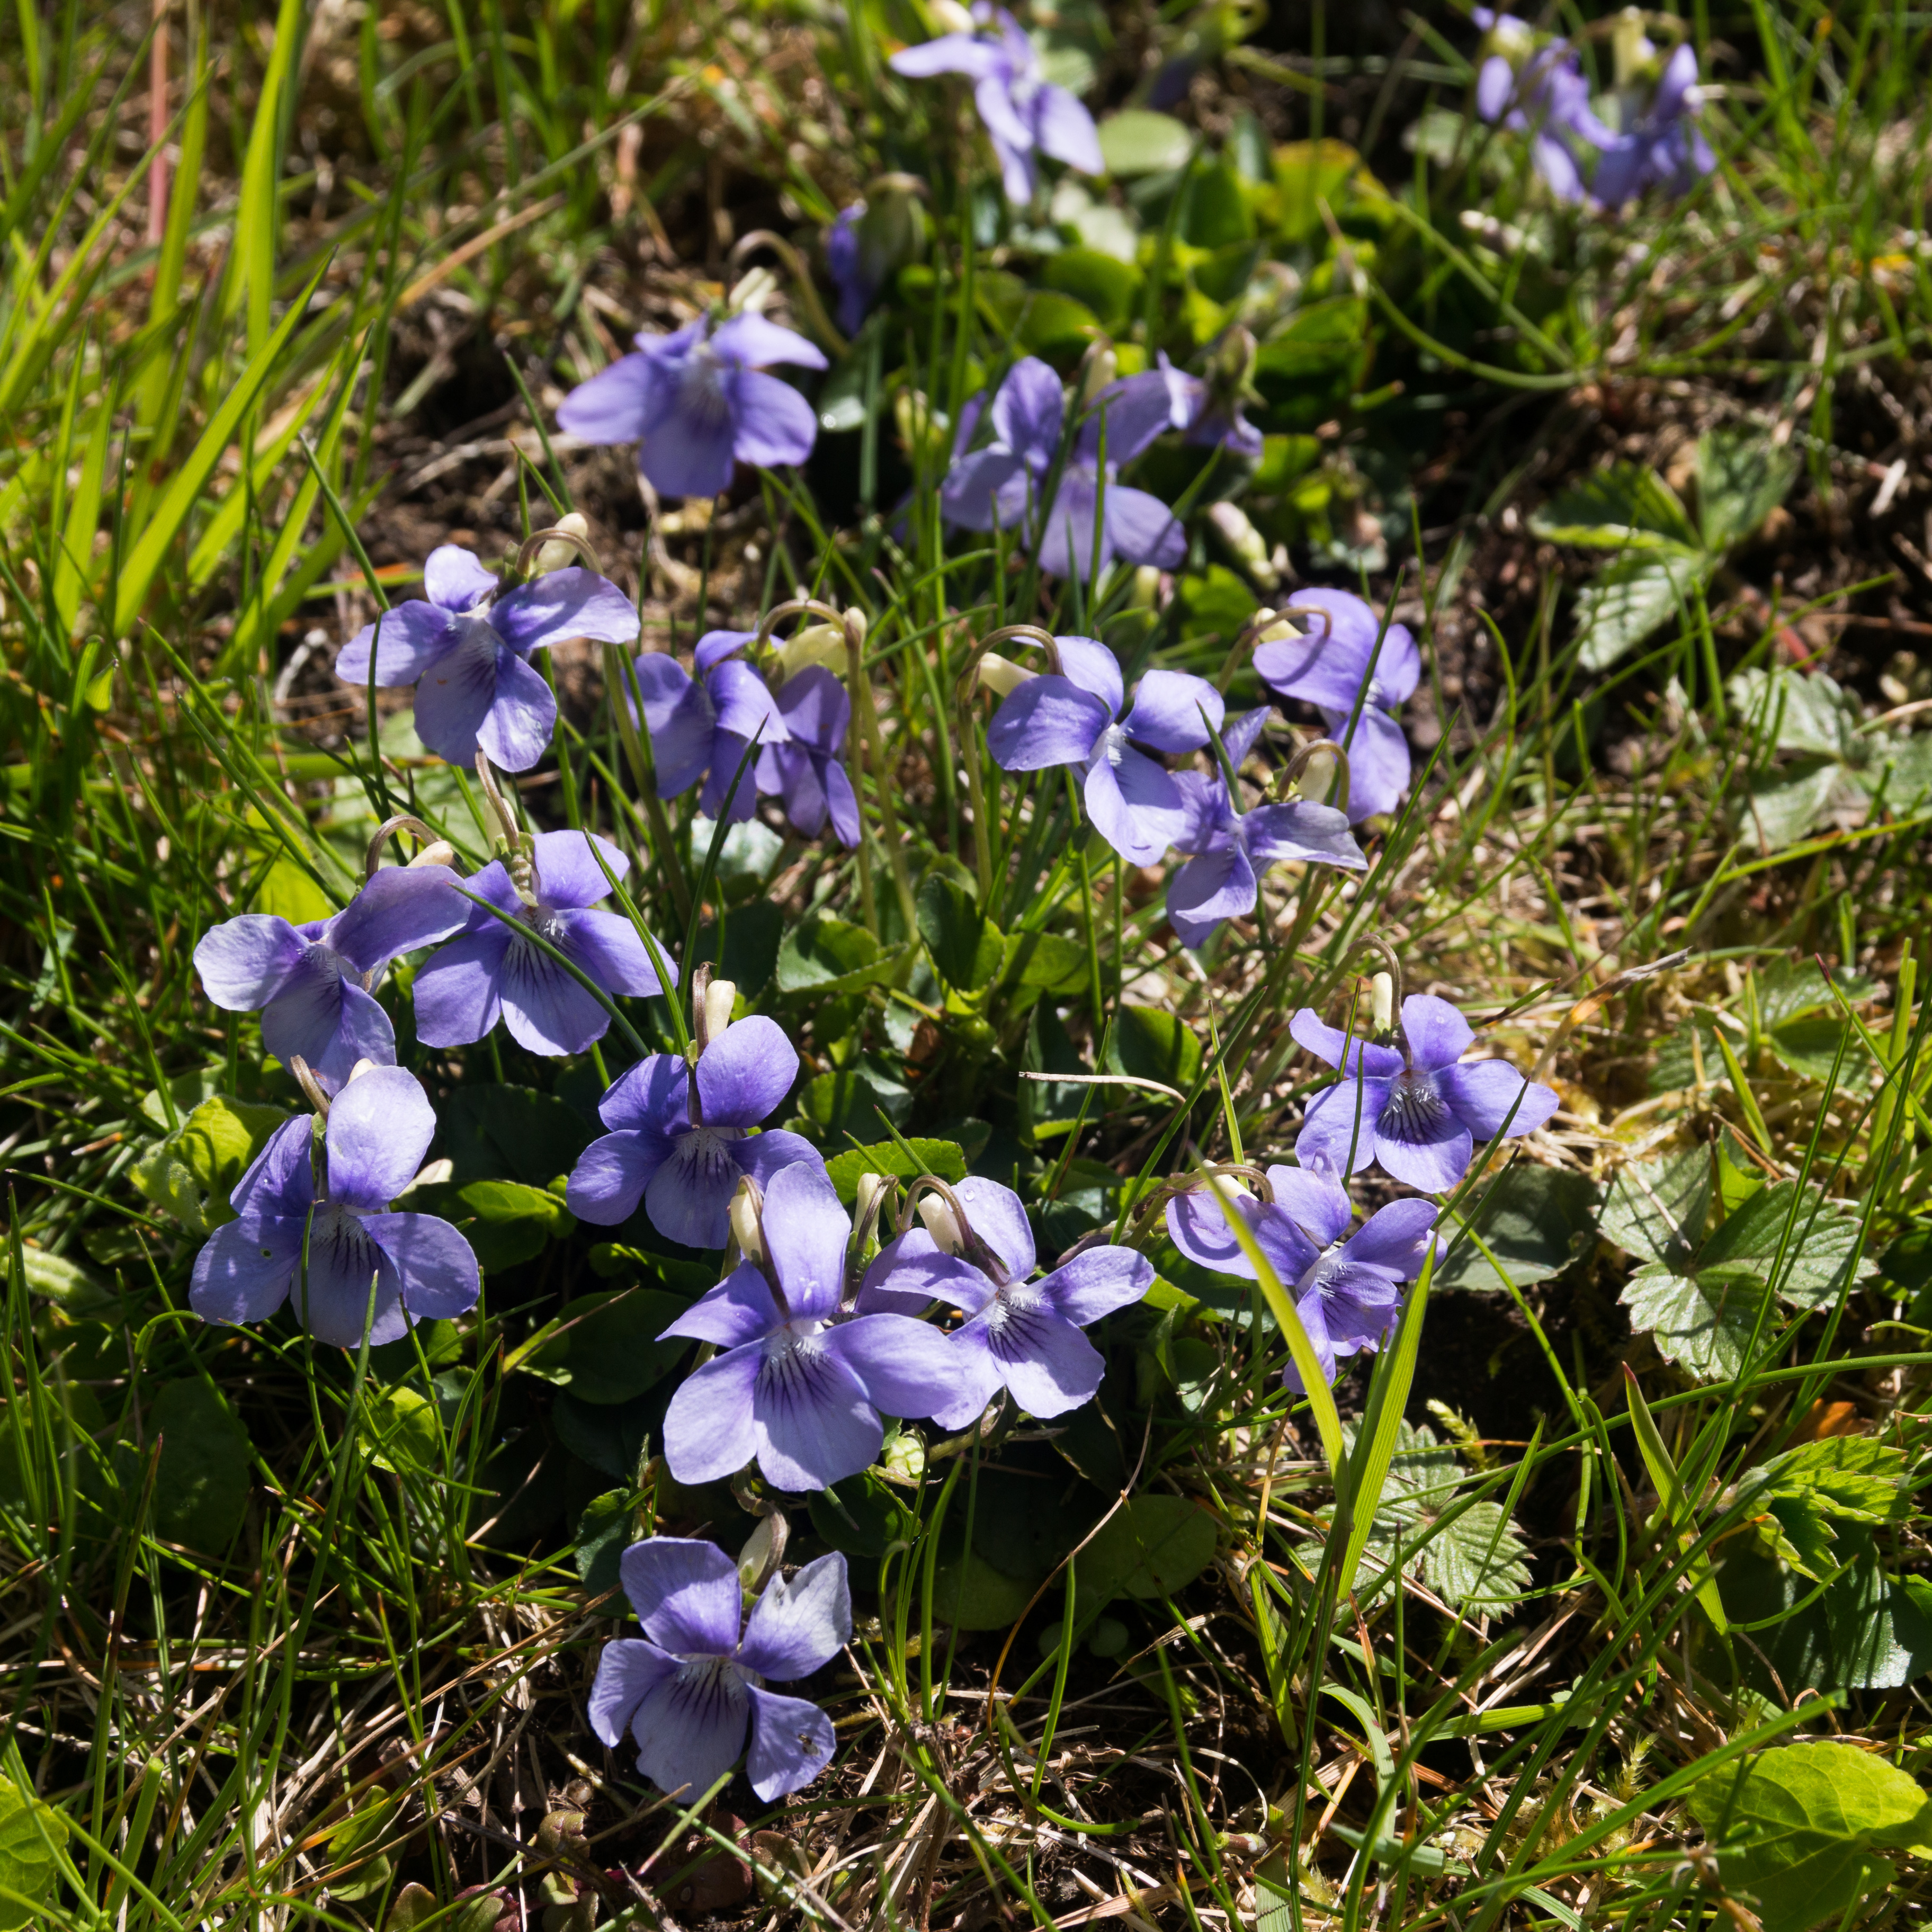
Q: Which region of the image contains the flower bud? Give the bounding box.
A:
[1208,502,1278,591]
[931,0,974,31]
[729,1180,766,1265]
[773,622,848,682]
[854,1173,890,1227]
[406,839,458,869]
[1079,343,1119,405]
[1371,971,1395,1033]
[976,652,1036,699]
[346,1058,380,1085]
[881,1429,926,1482]
[1130,565,1164,609]
[530,512,591,576]
[1299,744,1341,808]
[917,1193,964,1254]
[704,977,738,1043]
[1254,609,1306,648]
[1611,6,1653,86]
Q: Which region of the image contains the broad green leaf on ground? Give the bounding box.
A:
[1688,1742,1932,1932]
[1756,960,1879,1031]
[1436,1162,1598,1290]
[551,1388,653,1482]
[1573,547,1710,672]
[776,914,902,997]
[1076,1494,1218,1603]
[1002,927,1089,995]
[824,1138,967,1204]
[416,1178,575,1273]
[131,1094,290,1233]
[932,1551,1038,1629]
[1731,667,1855,761]
[1696,427,1800,550]
[1096,109,1193,175]
[971,1464,1106,1580]
[1696,1181,1876,1308]
[1762,1013,1871,1087]
[435,1084,594,1188]
[1107,1005,1202,1092]
[18,1246,115,1314]
[1622,1260,1768,1381]
[1529,463,1701,550]
[362,1385,441,1477]
[1734,1436,1913,1577]
[0,1776,67,1932]
[916,873,1005,992]
[810,1470,919,1559]
[574,1490,633,1594]
[1600,1149,1711,1265]
[149,1378,252,1552]
[516,1289,692,1403]
[1722,1533,1932,1694]
[323,1794,399,1902]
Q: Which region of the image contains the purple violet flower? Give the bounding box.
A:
[941,357,1184,579]
[1166,1164,1439,1391]
[557,314,829,502]
[1291,994,1560,1192]
[566,1016,825,1248]
[658,1163,958,1493]
[825,205,876,336]
[336,547,640,774]
[856,1177,1152,1429]
[1166,713,1367,947]
[985,636,1224,864]
[1594,42,1715,203]
[413,830,676,1058]
[889,4,1102,205]
[1253,588,1419,824]
[1471,8,1615,204]
[195,865,471,1092]
[626,631,791,826]
[190,1065,480,1347]
[760,666,861,847]
[1115,351,1264,460]
[590,1537,848,1801]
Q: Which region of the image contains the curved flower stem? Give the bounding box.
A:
[1279,734,1354,819]
[728,230,849,357]
[361,814,446,882]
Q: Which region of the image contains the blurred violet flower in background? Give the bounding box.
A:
[627,631,790,825]
[1167,1166,1439,1390]
[557,314,828,499]
[984,635,1223,864]
[857,1176,1151,1428]
[1290,994,1560,1191]
[190,1066,480,1347]
[940,357,1184,578]
[1116,351,1264,460]
[824,206,875,335]
[590,1537,848,1801]
[658,1163,957,1492]
[1470,7,1614,204]
[889,4,1102,205]
[761,666,860,846]
[336,546,640,773]
[1253,588,1419,822]
[1165,712,1366,946]
[1594,38,1715,202]
[567,1015,824,1248]
[413,830,675,1057]
[195,864,469,1091]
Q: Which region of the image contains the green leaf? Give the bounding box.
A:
[1741,763,1845,852]
[1737,1437,1913,1578]
[1730,667,1855,761]
[1097,109,1194,176]
[132,1094,291,1233]
[0,1775,67,1932]
[1696,1180,1876,1308]
[1696,426,1800,551]
[551,1388,653,1481]
[19,1246,116,1314]
[810,1470,919,1558]
[1015,290,1104,359]
[432,1178,575,1273]
[1108,1006,1202,1092]
[1573,547,1710,672]
[916,874,1005,992]
[436,1084,594,1188]
[776,914,901,997]
[1688,1742,1932,1932]
[1002,928,1088,995]
[574,1489,633,1595]
[254,855,335,925]
[824,1138,966,1205]
[149,1378,252,1552]
[1041,247,1143,334]
[1619,1259,1766,1382]
[323,1794,397,1902]
[1757,960,1877,1032]
[931,1551,1039,1629]
[1436,1164,1599,1290]
[1599,1149,1711,1266]
[1076,1495,1218,1605]
[1723,1534,1932,1694]
[362,1386,441,1477]
[1268,139,1365,245]
[1529,463,1701,550]
[516,1289,692,1404]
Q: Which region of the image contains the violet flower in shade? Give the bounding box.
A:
[1116,351,1263,460]
[557,314,828,502]
[190,1065,480,1348]
[1291,994,1560,1193]
[857,1177,1152,1429]
[566,1016,825,1249]
[1594,43,1715,203]
[825,205,876,336]
[658,1162,958,1493]
[1471,9,1615,204]
[628,630,790,827]
[889,4,1102,206]
[759,667,861,847]
[1253,588,1419,824]
[194,865,470,1092]
[1166,714,1367,947]
[590,1537,848,1802]
[413,830,676,1058]
[986,636,1225,865]
[336,547,640,774]
[1166,1165,1439,1391]
[941,357,1184,579]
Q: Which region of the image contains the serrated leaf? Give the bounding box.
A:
[1723,1534,1932,1694]
[1696,1180,1875,1308]
[1573,547,1709,672]
[1757,959,1877,1032]
[1097,109,1194,175]
[1688,1742,1932,1932]
[1600,1149,1711,1266]
[1764,1014,1869,1087]
[132,1094,291,1232]
[1737,1436,1912,1578]
[149,1378,253,1552]
[776,914,904,998]
[1530,463,1701,550]
[1729,667,1855,761]
[0,1776,67,1932]
[1107,1005,1202,1092]
[1620,1258,1765,1382]
[916,873,1005,992]
[823,1138,966,1205]
[1741,761,1844,851]
[1696,426,1800,551]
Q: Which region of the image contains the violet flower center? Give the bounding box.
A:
[1382,1068,1450,1137]
[676,347,732,434]
[677,1122,744,1178]
[761,1319,831,1387]
[669,1651,749,1710]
